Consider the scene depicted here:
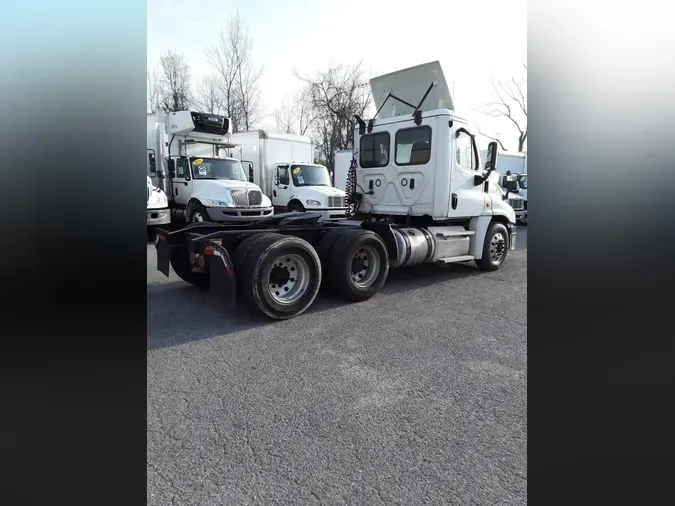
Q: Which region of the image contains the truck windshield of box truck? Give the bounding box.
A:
[290,164,332,187]
[190,157,248,181]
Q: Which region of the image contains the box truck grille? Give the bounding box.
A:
[328,196,345,208]
[231,190,263,206]
[508,198,524,210]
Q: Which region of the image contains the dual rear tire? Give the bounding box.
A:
[232,228,390,319]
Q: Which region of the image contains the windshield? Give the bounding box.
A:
[291,164,331,187]
[518,175,527,190]
[190,157,247,181]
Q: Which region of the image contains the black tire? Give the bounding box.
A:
[286,201,305,213]
[327,229,389,302]
[241,235,322,320]
[186,200,210,223]
[170,244,210,290]
[232,232,284,291]
[475,221,509,271]
[316,227,356,290]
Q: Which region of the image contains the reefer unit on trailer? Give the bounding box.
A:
[231,131,348,220]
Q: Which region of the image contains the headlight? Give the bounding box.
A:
[156,195,167,205]
[204,199,231,207]
[306,199,321,206]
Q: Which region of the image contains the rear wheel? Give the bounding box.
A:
[232,232,284,291]
[241,235,322,319]
[327,229,389,302]
[170,244,209,290]
[316,227,355,290]
[475,221,509,271]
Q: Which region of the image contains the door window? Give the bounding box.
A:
[277,166,289,185]
[395,126,432,166]
[455,131,477,170]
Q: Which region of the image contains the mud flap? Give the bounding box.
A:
[204,243,236,307]
[156,233,171,277]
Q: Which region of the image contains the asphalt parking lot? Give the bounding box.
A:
[147,226,527,505]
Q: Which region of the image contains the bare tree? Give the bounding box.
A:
[296,62,372,169]
[147,66,164,113]
[273,86,315,136]
[193,75,224,115]
[480,64,527,152]
[205,12,262,132]
[159,50,192,111]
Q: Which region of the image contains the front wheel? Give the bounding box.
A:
[286,202,305,213]
[475,221,509,271]
[186,201,209,223]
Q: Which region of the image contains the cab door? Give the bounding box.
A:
[171,156,192,206]
[272,164,291,207]
[446,128,487,218]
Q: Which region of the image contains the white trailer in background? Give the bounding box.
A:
[333,150,353,192]
[480,149,527,224]
[231,131,348,220]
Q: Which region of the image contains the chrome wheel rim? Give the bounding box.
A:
[489,232,507,262]
[268,254,311,304]
[351,245,380,288]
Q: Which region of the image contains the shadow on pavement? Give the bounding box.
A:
[147,261,488,351]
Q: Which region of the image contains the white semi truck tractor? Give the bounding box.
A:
[153,61,516,320]
[230,131,348,220]
[147,110,273,224]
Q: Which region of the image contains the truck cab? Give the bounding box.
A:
[271,162,347,219]
[148,111,273,224]
[230,131,348,220]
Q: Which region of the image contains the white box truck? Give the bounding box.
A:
[147,111,273,224]
[230,131,348,220]
[154,61,517,320]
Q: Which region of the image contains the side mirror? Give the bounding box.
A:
[485,141,499,171]
[275,173,279,185]
[474,141,500,186]
[247,163,254,183]
[168,159,176,178]
[148,152,156,168]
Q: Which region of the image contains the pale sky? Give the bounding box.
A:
[148,0,527,150]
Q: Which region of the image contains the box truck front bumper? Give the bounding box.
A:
[206,206,274,222]
[147,207,171,226]
[306,208,348,220]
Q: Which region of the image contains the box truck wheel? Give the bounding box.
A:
[232,232,284,291]
[286,201,305,213]
[187,200,210,223]
[170,244,210,290]
[475,221,509,271]
[327,229,389,302]
[240,235,322,320]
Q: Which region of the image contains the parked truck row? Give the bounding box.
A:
[146,113,348,230]
[153,61,518,320]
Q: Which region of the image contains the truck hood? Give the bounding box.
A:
[196,179,262,196]
[193,179,271,207]
[299,186,346,198]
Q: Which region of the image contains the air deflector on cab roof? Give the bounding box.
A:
[369,61,454,119]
